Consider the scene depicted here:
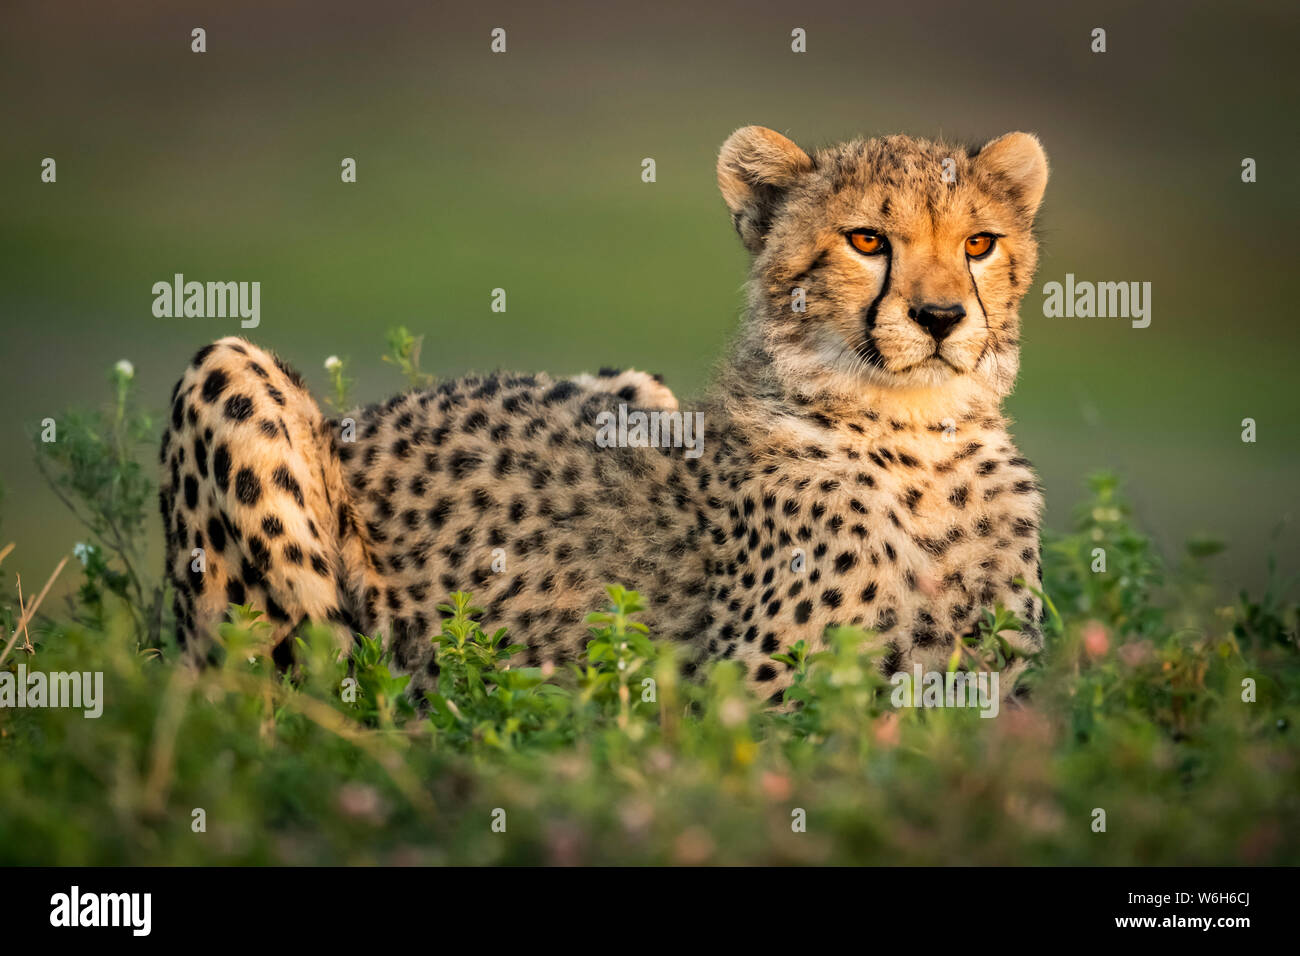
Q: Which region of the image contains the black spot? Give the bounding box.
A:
[427,497,454,529]
[448,450,483,479]
[261,515,284,538]
[265,596,290,623]
[493,449,514,477]
[272,355,306,390]
[223,394,254,422]
[192,436,208,478]
[183,475,199,510]
[272,466,305,506]
[201,369,228,403]
[543,381,579,404]
[794,600,812,624]
[248,535,270,570]
[186,559,204,594]
[207,516,227,553]
[234,467,261,505]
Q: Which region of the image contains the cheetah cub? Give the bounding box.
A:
[160,127,1049,702]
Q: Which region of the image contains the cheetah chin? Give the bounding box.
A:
[160,126,1049,704]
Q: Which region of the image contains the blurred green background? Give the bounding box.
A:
[1,0,1296,598]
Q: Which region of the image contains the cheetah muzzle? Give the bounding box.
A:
[160,126,1050,702]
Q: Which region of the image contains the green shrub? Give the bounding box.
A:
[1,355,1295,865]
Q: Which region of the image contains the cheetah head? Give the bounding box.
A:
[718,127,1048,401]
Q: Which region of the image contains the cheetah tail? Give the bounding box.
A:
[159,337,379,665]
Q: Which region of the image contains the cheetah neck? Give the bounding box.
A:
[707,331,1006,447]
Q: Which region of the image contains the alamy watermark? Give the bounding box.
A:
[152,273,260,328]
[594,404,705,459]
[50,886,151,936]
[1041,273,1151,328]
[890,665,1000,718]
[0,665,103,718]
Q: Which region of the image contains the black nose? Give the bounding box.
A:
[910,303,966,342]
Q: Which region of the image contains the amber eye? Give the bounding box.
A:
[848,230,888,256]
[965,234,996,259]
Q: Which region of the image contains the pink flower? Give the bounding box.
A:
[761,771,792,801]
[1117,639,1154,667]
[1083,621,1110,658]
[673,827,715,864]
[873,711,900,748]
[336,783,386,824]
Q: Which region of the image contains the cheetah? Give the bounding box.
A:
[159,126,1049,702]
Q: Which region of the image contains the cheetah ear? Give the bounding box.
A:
[717,126,814,253]
[975,132,1049,218]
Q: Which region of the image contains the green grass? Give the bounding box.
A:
[0,348,1296,866]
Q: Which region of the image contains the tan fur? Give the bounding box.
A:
[160,127,1049,700]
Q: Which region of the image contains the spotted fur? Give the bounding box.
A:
[160,127,1050,700]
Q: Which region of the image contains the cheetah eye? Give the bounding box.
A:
[847,229,889,256]
[965,233,996,259]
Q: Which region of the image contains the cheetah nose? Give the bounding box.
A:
[909,303,965,342]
